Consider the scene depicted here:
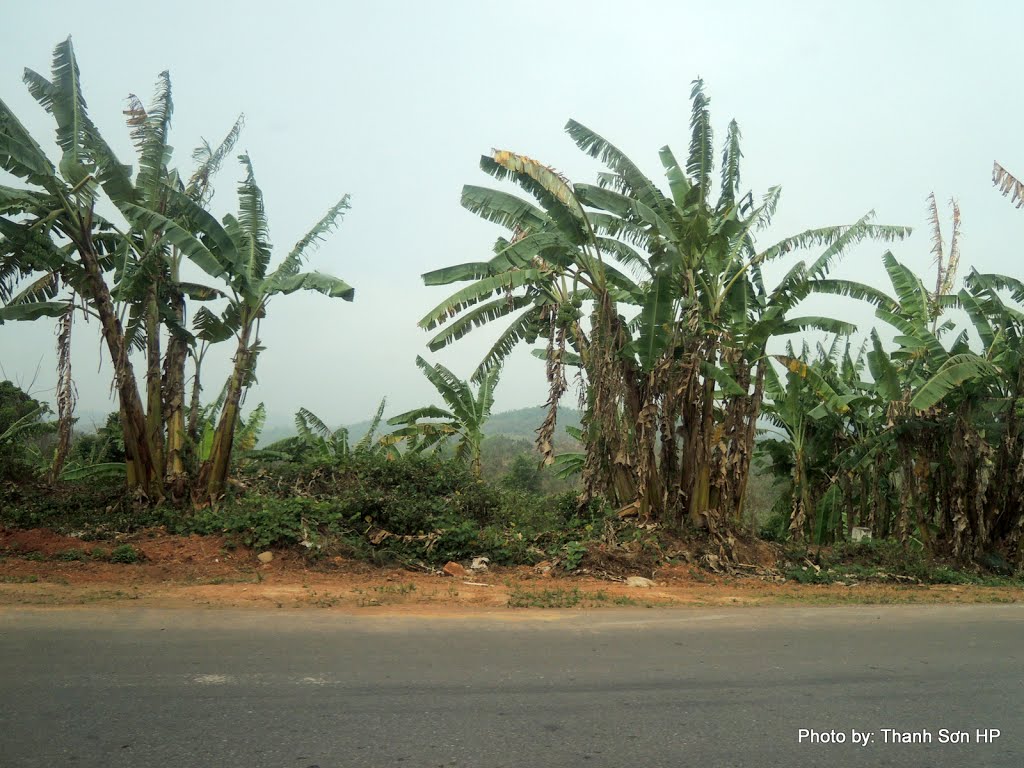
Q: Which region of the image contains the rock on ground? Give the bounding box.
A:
[625,576,654,588]
[442,561,467,577]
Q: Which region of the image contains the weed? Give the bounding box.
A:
[562,541,588,571]
[372,583,416,595]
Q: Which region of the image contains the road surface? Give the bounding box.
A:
[1,605,1021,767]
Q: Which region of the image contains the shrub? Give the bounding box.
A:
[758,507,789,542]
[193,454,610,566]
[0,477,145,536]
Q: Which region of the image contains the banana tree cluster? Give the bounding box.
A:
[0,38,354,501]
[760,192,1024,561]
[420,81,908,535]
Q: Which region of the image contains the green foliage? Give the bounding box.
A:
[0,476,151,536]
[109,544,141,563]
[0,381,45,434]
[188,497,312,551]
[562,540,588,571]
[194,453,505,560]
[180,454,611,567]
[0,381,54,480]
[68,412,125,466]
[757,507,789,542]
[500,454,542,493]
[757,225,1024,561]
[342,405,584,444]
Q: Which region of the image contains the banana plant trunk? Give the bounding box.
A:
[687,373,717,529]
[163,288,189,500]
[79,241,159,494]
[187,349,204,446]
[734,362,767,526]
[199,322,254,499]
[144,286,166,482]
[470,434,483,477]
[49,302,75,483]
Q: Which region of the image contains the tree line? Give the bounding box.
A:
[3,39,1023,564]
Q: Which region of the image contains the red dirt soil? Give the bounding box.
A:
[2,527,1021,613]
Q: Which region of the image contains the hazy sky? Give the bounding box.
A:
[2,0,1023,428]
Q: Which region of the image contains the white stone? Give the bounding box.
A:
[625,576,654,588]
[851,526,873,542]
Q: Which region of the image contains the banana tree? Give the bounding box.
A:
[120,154,354,499]
[760,337,881,543]
[258,399,397,462]
[113,74,241,498]
[387,357,501,475]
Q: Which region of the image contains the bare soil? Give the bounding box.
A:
[2,527,1021,613]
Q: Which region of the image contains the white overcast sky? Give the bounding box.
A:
[1,0,1023,428]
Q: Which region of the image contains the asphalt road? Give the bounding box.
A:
[0,605,1021,767]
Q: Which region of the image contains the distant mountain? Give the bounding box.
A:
[259,405,583,447]
[347,405,582,441]
[480,406,583,440]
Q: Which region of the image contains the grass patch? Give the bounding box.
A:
[506,587,635,608]
[0,574,39,583]
[508,587,584,608]
[611,594,640,606]
[55,549,87,561]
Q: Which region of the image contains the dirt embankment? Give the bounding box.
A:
[1,527,1021,613]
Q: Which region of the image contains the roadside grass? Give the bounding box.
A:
[186,575,262,586]
[0,545,144,565]
[2,463,1021,596]
[507,586,668,608]
[781,539,1024,588]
